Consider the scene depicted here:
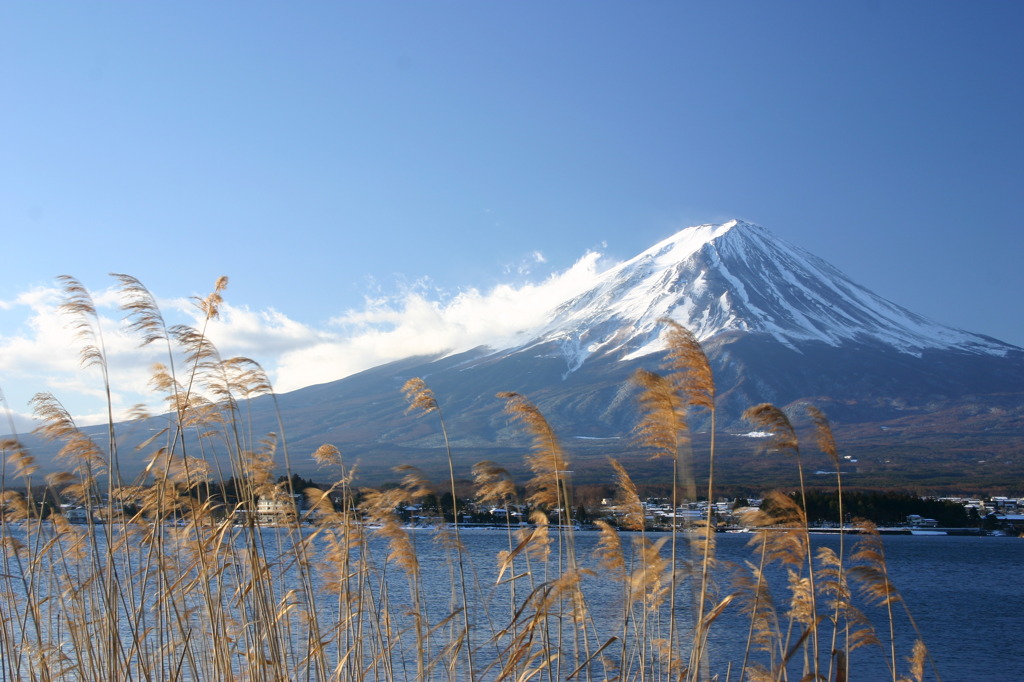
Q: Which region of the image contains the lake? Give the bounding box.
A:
[451,529,1024,681]
[1,522,1018,680]
[322,526,1023,680]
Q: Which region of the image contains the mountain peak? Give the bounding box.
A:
[639,219,776,267]
[518,220,1015,373]
[644,220,740,261]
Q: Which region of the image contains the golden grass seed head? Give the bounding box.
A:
[45,470,75,488]
[222,357,274,399]
[312,443,344,468]
[906,639,927,682]
[0,491,30,522]
[659,317,715,409]
[5,444,37,479]
[632,369,689,460]
[592,520,626,576]
[472,460,516,504]
[742,403,799,455]
[786,570,815,625]
[608,458,645,531]
[628,536,669,608]
[112,273,168,347]
[806,405,839,464]
[191,276,228,320]
[498,392,568,509]
[395,464,433,501]
[402,377,438,414]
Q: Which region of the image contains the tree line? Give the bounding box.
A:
[786,489,971,527]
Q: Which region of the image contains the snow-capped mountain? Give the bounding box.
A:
[256,217,1014,486]
[400,218,1020,440]
[25,220,1022,488]
[518,219,1012,375]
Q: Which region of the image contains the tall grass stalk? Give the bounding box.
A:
[743,402,821,681]
[806,405,849,682]
[402,378,475,681]
[659,319,716,682]
[631,368,689,678]
[497,391,593,682]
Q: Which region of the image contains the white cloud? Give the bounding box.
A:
[205,305,332,357]
[0,248,611,428]
[269,249,604,393]
[0,284,182,428]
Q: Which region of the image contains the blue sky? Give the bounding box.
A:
[2,2,1022,430]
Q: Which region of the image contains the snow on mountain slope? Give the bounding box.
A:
[517,220,1014,371]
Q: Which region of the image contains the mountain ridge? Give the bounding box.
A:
[12,220,1024,490]
[448,220,1017,403]
[529,219,1013,364]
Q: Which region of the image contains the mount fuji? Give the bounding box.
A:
[236,219,1022,489]
[41,220,1024,489]
[528,219,1010,363]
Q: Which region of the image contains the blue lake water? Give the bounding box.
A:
[380,527,1023,681]
[2,524,1018,680]
[419,529,1023,681]
[712,531,1023,681]
[849,532,1024,682]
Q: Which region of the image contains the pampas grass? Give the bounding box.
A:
[402,378,475,680]
[0,279,937,681]
[743,402,821,680]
